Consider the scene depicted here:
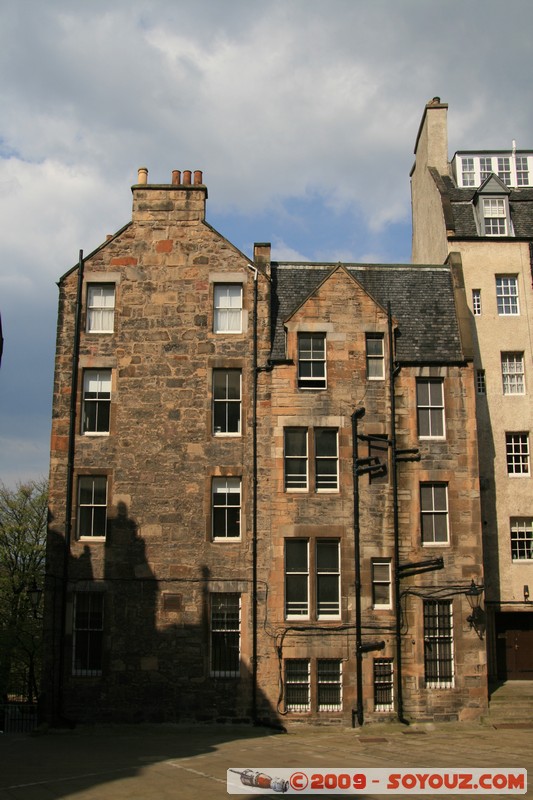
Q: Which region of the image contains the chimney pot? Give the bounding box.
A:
[172,170,181,185]
[137,167,148,185]
[194,170,203,185]
[183,170,192,185]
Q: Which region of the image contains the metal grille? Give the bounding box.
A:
[285,660,310,712]
[374,659,394,711]
[210,594,240,677]
[1,703,38,734]
[317,660,342,711]
[424,600,454,688]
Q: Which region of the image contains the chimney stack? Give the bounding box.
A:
[137,167,148,185]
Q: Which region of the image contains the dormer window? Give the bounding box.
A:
[461,157,475,187]
[482,198,507,235]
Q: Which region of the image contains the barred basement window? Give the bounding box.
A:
[374,658,394,711]
[210,593,240,677]
[73,592,104,676]
[317,660,342,711]
[423,600,454,688]
[285,659,310,711]
[511,518,533,561]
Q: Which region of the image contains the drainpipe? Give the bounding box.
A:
[57,249,84,723]
[248,264,259,723]
[388,302,408,725]
[352,407,366,726]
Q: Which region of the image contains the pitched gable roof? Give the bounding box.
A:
[270,262,464,364]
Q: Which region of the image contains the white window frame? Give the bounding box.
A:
[317,660,342,712]
[213,284,243,333]
[496,276,519,315]
[285,539,310,619]
[501,352,525,395]
[284,428,308,491]
[420,483,449,546]
[82,369,111,435]
[472,289,482,316]
[497,157,511,185]
[72,591,104,676]
[212,369,241,436]
[314,428,339,492]
[366,333,385,380]
[479,157,493,184]
[424,599,454,689]
[87,284,115,333]
[212,477,241,540]
[78,476,108,539]
[416,378,445,439]
[510,518,533,561]
[461,157,475,187]
[516,156,529,186]
[210,593,241,677]
[506,433,530,476]
[316,539,340,619]
[297,333,327,389]
[476,369,486,395]
[372,560,392,609]
[482,198,508,236]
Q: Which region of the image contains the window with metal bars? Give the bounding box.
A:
[423,600,454,688]
[317,660,342,711]
[210,594,240,677]
[285,659,310,711]
[374,658,394,711]
[73,592,104,676]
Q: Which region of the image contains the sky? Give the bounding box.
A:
[1,0,533,487]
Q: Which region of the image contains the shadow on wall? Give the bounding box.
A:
[42,501,277,727]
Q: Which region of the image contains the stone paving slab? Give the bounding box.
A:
[0,722,531,799]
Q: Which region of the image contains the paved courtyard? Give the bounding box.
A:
[0,719,531,799]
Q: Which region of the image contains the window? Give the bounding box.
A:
[479,157,492,183]
[298,333,326,389]
[317,660,342,711]
[213,284,242,333]
[82,370,111,434]
[213,369,241,435]
[483,198,507,235]
[284,428,308,490]
[285,539,309,617]
[284,428,338,492]
[424,600,454,688]
[516,156,529,186]
[212,477,241,539]
[285,660,310,712]
[506,433,530,476]
[87,284,115,333]
[416,379,445,438]
[315,429,339,491]
[497,156,511,185]
[366,333,385,379]
[461,157,475,186]
[284,539,340,620]
[73,592,104,676]
[78,476,107,538]
[420,483,449,545]
[210,594,240,677]
[374,659,394,711]
[496,276,519,315]
[501,353,525,395]
[372,560,392,609]
[476,370,486,395]
[511,518,533,561]
[472,289,482,316]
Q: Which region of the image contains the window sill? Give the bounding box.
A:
[82,432,110,437]
[78,536,106,543]
[212,537,242,543]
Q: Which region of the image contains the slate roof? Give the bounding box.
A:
[270,262,464,364]
[437,175,533,238]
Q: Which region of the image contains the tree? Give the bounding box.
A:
[0,479,47,703]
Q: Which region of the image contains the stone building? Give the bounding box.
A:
[411,99,533,684]
[43,167,487,726]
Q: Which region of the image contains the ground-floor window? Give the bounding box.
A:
[285,658,342,712]
[317,660,342,711]
[210,593,240,677]
[424,599,454,688]
[374,658,394,711]
[72,592,104,676]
